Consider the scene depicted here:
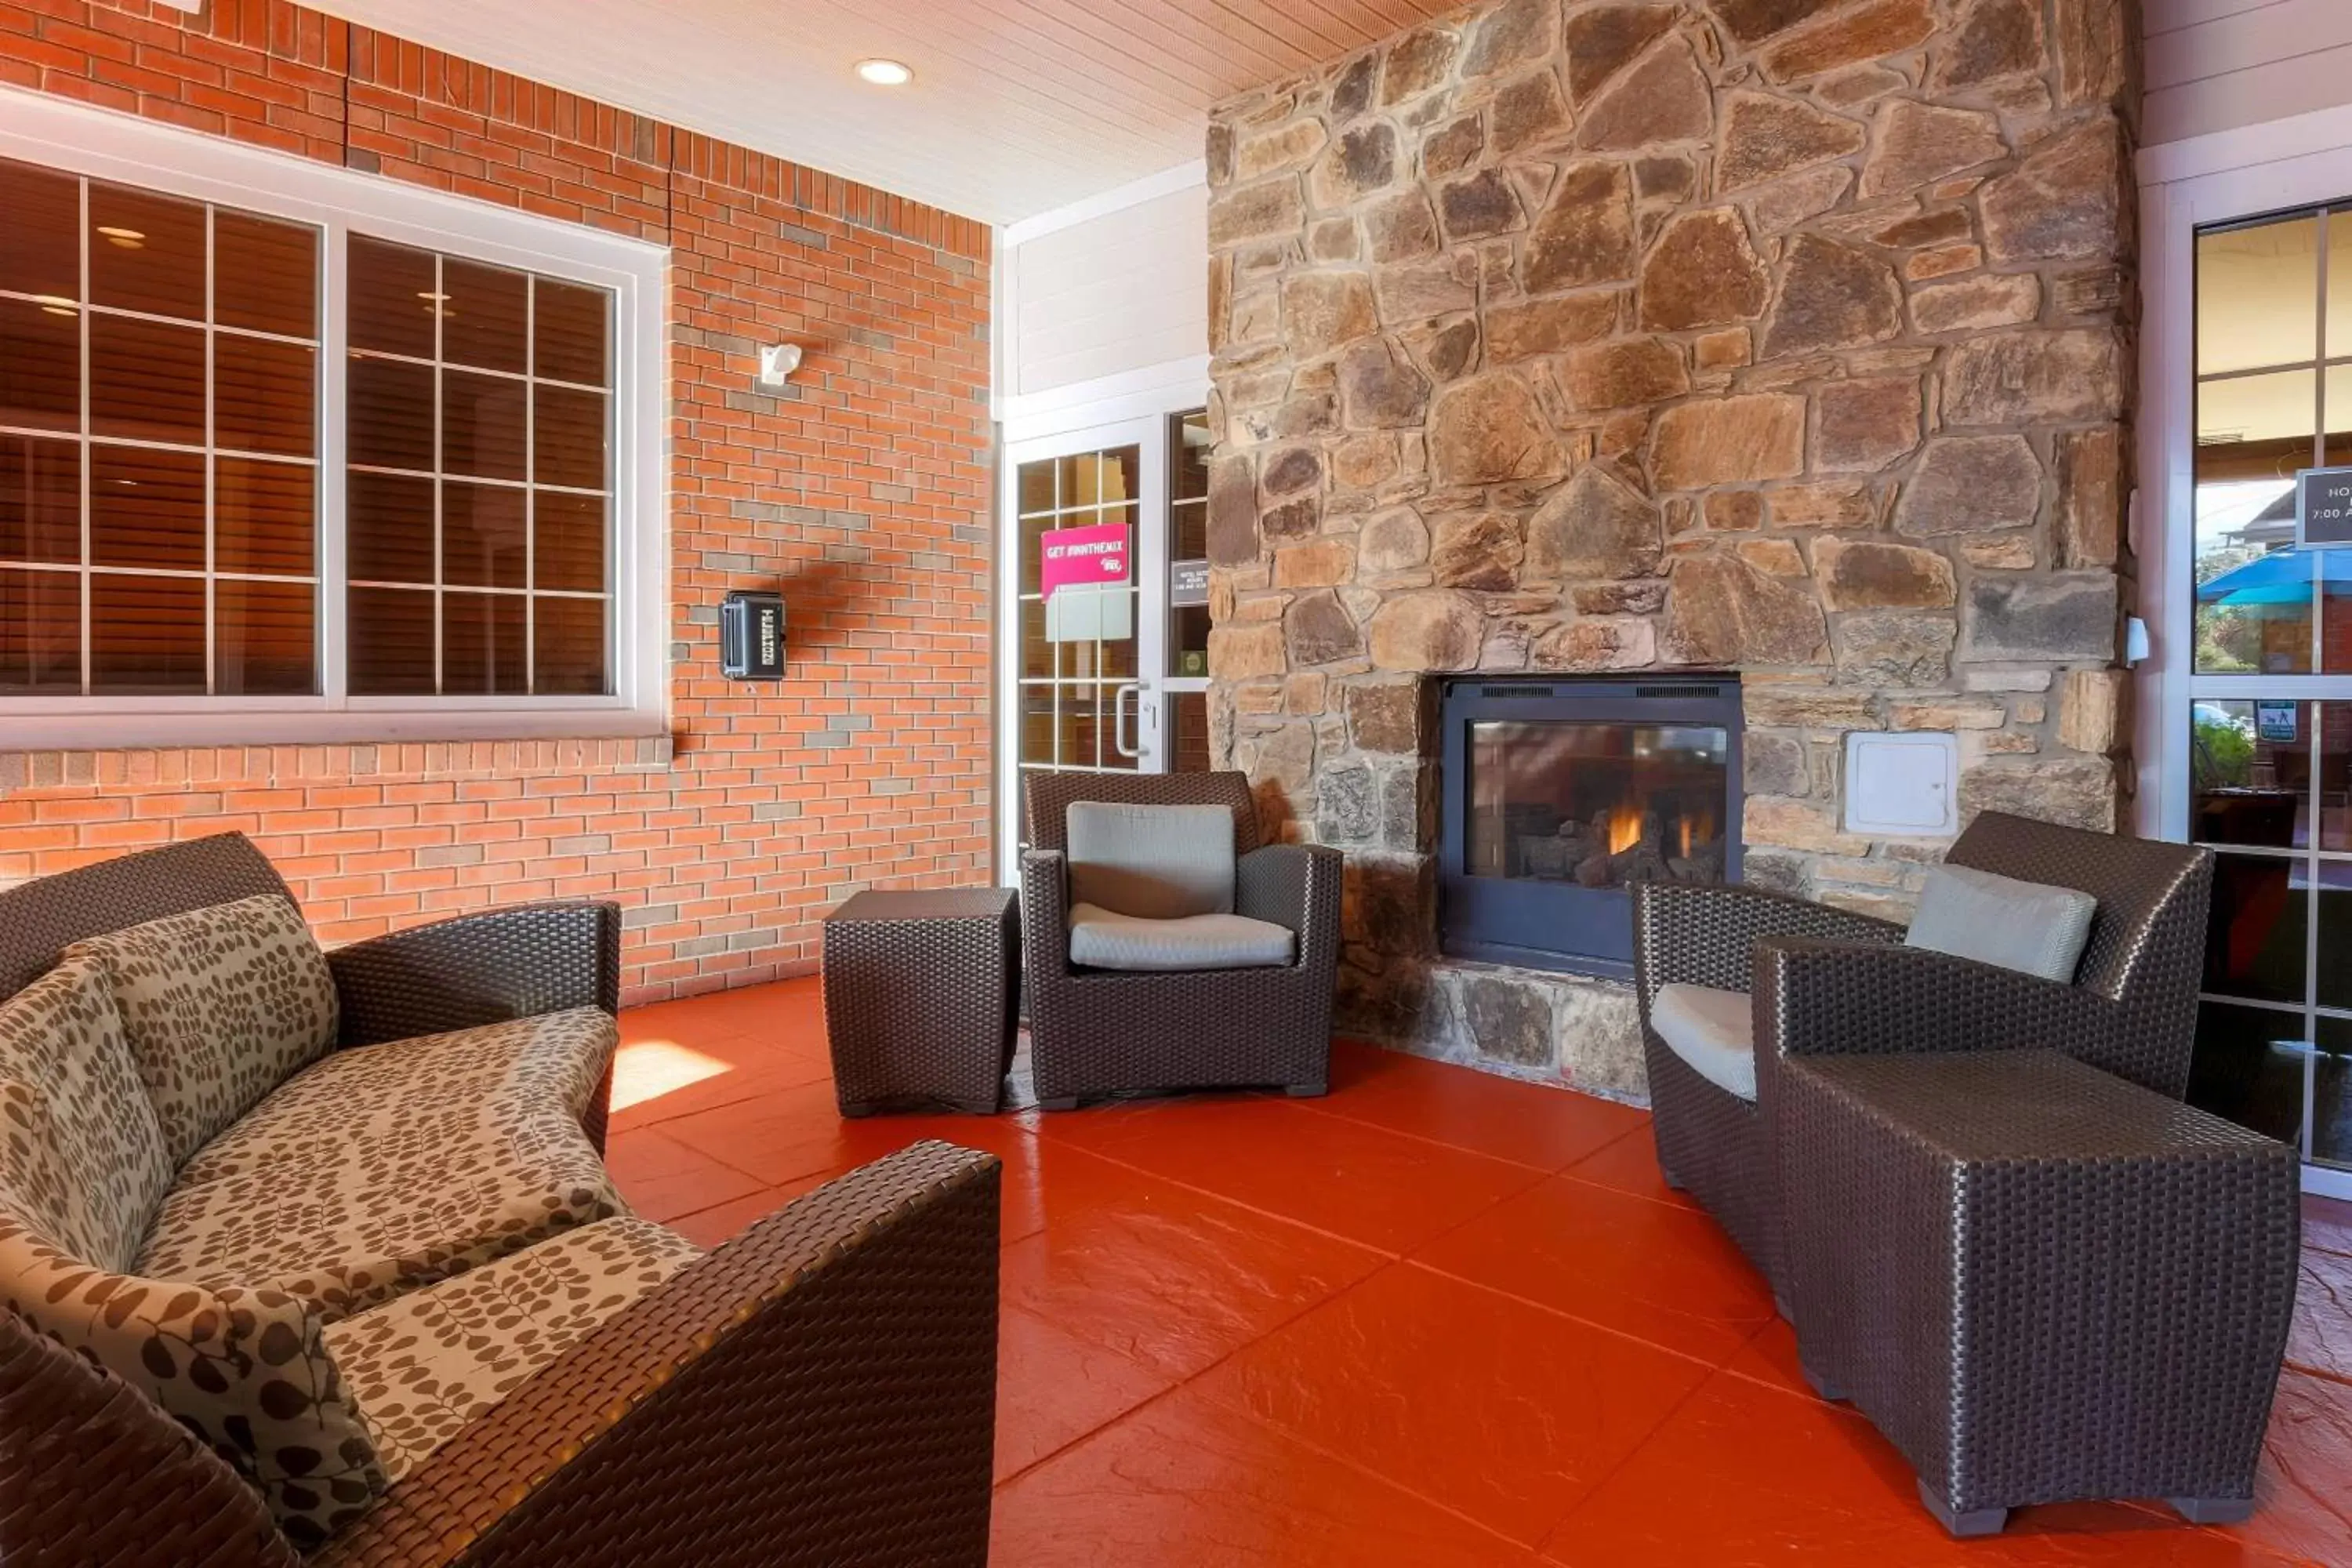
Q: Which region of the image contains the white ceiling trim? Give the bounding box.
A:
[2140,98,2352,185]
[1002,160,1209,249]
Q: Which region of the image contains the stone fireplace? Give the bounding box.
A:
[1200,0,2140,1100]
[1441,674,1743,977]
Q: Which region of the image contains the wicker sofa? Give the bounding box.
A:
[0,834,1000,1568]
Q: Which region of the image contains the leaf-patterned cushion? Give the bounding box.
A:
[178,1007,618,1186]
[324,1215,701,1479]
[0,953,174,1272]
[140,1098,622,1323]
[68,895,339,1168]
[0,1217,389,1551]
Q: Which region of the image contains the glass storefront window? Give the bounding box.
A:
[2314,1015,2352,1171]
[2190,699,2311,849]
[2189,205,2352,1176]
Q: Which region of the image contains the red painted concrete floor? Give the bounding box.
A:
[611,978,2352,1567]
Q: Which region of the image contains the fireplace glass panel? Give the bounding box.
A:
[1467,721,1732,891]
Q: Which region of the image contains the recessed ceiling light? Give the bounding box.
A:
[855,58,913,86]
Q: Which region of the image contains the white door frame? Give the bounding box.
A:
[2140,124,2352,1200]
[997,412,1170,877]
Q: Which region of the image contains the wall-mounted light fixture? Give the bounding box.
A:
[757,343,804,389]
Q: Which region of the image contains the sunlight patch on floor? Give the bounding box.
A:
[611,1039,734,1111]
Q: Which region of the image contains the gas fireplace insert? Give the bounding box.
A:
[1439,676,1744,978]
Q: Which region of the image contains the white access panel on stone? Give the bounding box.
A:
[1843,731,1958,837]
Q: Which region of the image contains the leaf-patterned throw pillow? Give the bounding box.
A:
[0,953,174,1272]
[0,1210,390,1549]
[70,895,340,1168]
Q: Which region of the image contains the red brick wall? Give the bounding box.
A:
[0,0,996,1003]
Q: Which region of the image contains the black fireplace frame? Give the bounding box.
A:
[1438,674,1744,980]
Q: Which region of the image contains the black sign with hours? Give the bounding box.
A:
[1171,561,1210,607]
[2299,466,2352,549]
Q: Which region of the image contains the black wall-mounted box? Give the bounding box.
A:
[720,590,786,680]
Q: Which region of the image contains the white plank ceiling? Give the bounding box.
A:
[305,0,1470,224]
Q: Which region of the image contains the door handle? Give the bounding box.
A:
[1112,682,1142,760]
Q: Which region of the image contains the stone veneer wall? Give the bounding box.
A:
[1202,0,2141,1098]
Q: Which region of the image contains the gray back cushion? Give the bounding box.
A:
[1065,802,1236,920]
[1906,863,2097,984]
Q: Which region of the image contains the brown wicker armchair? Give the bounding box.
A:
[1020,771,1342,1106]
[0,835,1004,1566]
[1632,811,2214,1295]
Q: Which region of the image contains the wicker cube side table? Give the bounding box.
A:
[1779,1049,2300,1538]
[822,887,1020,1116]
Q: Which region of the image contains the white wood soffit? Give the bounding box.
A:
[2143,0,2352,150]
[300,0,1468,225]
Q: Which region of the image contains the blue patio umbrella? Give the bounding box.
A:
[2197,547,2352,608]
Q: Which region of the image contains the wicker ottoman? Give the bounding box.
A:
[821,888,1020,1116]
[1778,1049,2300,1538]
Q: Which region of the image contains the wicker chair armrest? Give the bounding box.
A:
[1752,936,2113,1065]
[1019,849,1071,981]
[1632,881,1904,1004]
[327,902,621,1049]
[1236,844,1343,964]
[314,1140,1001,1568]
[0,1309,302,1568]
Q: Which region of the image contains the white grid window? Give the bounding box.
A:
[0,89,666,748]
[0,156,321,697]
[343,236,612,698]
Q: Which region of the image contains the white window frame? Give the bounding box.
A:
[0,84,668,747]
[2140,111,2352,1201]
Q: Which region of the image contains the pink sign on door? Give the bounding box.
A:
[1039,521,1131,599]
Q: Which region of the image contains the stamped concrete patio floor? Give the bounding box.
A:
[609,977,2352,1567]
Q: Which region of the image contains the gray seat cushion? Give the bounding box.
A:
[1067,902,1294,972]
[1065,801,1236,919]
[1651,982,1757,1103]
[1906,863,2096,983]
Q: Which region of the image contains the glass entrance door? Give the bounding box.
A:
[1002,417,1162,869]
[999,408,1217,870]
[2186,205,2352,1182]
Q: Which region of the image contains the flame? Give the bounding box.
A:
[1683,808,1716,858]
[1600,804,1720,862]
[1606,806,1642,855]
[1675,808,1719,861]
